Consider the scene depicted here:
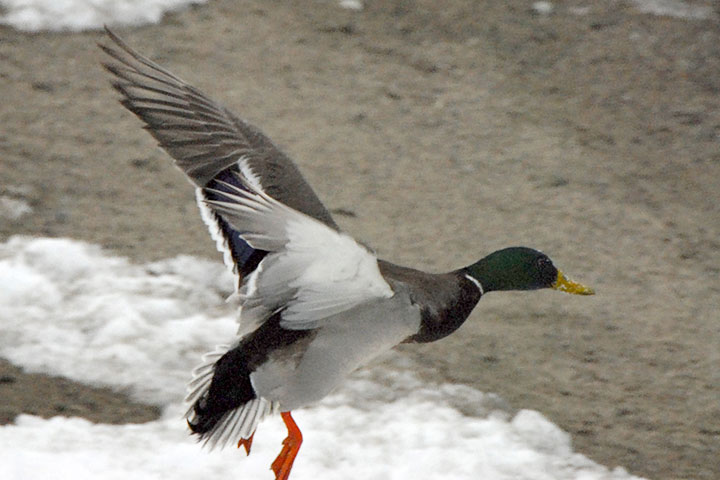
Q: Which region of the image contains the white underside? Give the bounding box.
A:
[251,294,420,411]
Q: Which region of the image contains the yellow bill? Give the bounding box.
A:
[552,270,595,295]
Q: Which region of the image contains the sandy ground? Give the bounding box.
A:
[1,1,719,478]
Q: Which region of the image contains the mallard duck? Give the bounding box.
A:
[100,27,594,480]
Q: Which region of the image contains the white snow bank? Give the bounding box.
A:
[0,236,644,480]
[0,236,235,405]
[0,0,207,31]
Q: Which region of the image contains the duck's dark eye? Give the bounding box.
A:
[535,256,557,284]
[536,257,550,268]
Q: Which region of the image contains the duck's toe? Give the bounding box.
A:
[237,432,255,456]
[270,412,303,480]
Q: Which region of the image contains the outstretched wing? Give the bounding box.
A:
[205,171,394,334]
[99,27,338,281]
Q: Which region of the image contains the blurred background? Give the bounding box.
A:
[1,1,718,479]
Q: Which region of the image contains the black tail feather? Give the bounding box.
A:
[187,313,312,437]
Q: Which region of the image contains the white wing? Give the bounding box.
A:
[205,172,394,332]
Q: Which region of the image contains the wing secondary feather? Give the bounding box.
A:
[204,171,394,331]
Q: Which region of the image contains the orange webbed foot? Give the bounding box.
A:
[270,411,303,480]
[237,432,255,456]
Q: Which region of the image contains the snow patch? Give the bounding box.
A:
[0,0,208,32]
[339,0,363,11]
[0,196,32,220]
[0,236,235,405]
[630,0,715,19]
[532,2,554,15]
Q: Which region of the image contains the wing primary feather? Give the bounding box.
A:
[102,61,183,91]
[102,27,338,225]
[181,150,242,166]
[160,136,213,148]
[110,80,187,101]
[123,105,200,120]
[142,122,212,132]
[118,95,191,110]
[102,26,186,82]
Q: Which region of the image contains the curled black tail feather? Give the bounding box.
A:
[188,345,256,435]
[186,313,312,439]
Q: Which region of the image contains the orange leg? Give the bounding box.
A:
[270,411,303,480]
[237,432,255,456]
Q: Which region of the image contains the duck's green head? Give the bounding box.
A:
[466,247,594,295]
